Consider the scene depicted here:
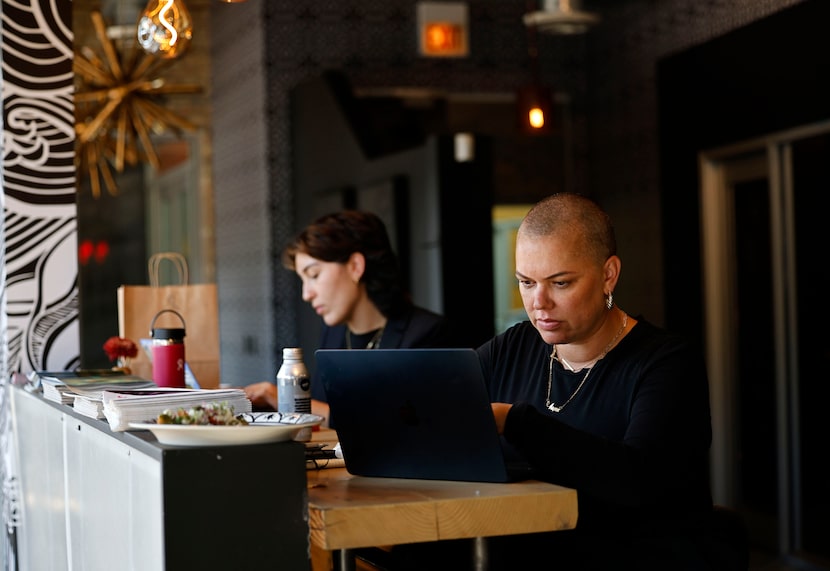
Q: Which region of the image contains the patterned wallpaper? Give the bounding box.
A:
[1,0,78,376]
[1,0,76,564]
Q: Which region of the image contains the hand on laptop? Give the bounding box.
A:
[491,403,512,435]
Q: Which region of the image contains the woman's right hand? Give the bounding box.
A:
[243,381,278,411]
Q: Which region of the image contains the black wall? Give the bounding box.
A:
[657,0,830,342]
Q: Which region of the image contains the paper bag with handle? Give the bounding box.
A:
[117,252,221,388]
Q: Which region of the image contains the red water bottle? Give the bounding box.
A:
[150,309,186,388]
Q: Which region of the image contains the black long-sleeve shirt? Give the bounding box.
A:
[477,318,715,568]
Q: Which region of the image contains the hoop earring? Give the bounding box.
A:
[606,292,614,310]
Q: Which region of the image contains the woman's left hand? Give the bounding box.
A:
[491,402,513,434]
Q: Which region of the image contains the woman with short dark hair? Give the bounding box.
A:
[245,210,456,425]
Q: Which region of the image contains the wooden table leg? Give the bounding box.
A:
[310,544,358,571]
[311,542,333,571]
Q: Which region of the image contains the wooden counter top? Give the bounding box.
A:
[307,468,578,551]
[306,429,578,560]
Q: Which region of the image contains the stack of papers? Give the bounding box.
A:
[73,395,106,419]
[102,388,252,432]
[40,377,75,405]
[46,371,155,419]
[58,373,156,400]
[32,370,155,407]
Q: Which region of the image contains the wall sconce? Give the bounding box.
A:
[516,84,554,134]
[416,2,469,58]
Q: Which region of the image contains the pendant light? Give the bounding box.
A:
[517,4,554,135]
[137,0,193,59]
[517,84,554,134]
[523,0,600,35]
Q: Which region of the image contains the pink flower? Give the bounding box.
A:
[103,336,138,362]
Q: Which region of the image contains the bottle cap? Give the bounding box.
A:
[283,347,303,359]
[149,309,186,340]
[152,327,185,341]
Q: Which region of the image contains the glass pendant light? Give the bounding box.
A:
[517,12,554,134]
[137,0,193,59]
[517,83,554,134]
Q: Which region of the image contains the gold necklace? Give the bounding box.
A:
[346,326,385,350]
[546,312,628,413]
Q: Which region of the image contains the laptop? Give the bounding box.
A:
[315,348,535,483]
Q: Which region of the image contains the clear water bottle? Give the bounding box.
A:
[276,347,312,440]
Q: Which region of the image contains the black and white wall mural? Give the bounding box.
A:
[1,0,77,566]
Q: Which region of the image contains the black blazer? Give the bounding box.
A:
[310,305,459,403]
